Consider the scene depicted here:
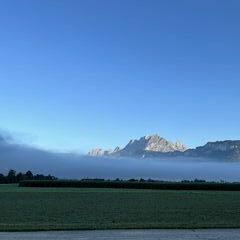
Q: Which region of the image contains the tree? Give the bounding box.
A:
[25,170,33,180]
[16,172,23,182]
[0,174,5,183]
[7,169,16,183]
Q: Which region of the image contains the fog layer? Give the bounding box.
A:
[0,134,240,181]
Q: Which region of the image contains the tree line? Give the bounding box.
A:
[0,170,57,184]
[19,179,240,191]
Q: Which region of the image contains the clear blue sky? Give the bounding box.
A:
[0,0,240,153]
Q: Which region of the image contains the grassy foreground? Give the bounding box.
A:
[1,184,240,231]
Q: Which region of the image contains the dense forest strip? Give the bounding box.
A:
[19,180,240,191]
[0,170,57,184]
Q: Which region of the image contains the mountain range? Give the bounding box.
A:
[89,134,240,160]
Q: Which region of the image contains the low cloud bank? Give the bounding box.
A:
[1,133,240,181]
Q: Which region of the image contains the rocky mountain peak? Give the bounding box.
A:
[88,134,187,157]
[88,148,112,157]
[88,137,240,160]
[113,134,187,156]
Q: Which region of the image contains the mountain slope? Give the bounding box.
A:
[185,140,240,160]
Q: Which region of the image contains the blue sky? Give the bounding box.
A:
[0,0,240,153]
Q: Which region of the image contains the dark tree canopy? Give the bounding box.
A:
[0,170,57,184]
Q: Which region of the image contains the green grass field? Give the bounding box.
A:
[1,184,240,231]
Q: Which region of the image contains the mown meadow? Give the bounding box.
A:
[1,184,240,231]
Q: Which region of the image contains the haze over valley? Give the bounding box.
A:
[1,132,240,181]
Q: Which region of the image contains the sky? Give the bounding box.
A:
[0,0,240,153]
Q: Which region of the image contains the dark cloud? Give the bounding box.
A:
[1,132,240,181]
